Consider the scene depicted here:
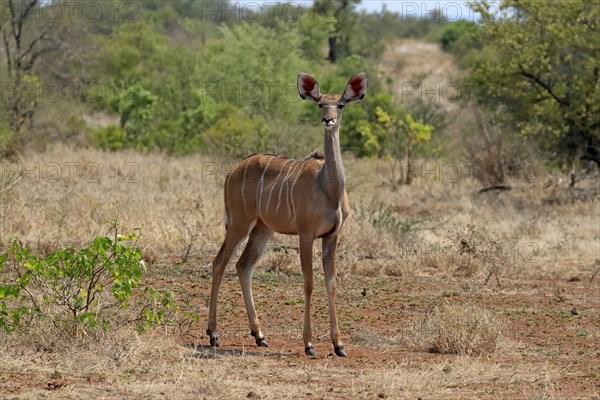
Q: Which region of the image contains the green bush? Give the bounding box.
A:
[438,20,474,52]
[89,125,127,151]
[200,22,309,120]
[467,0,600,167]
[0,228,174,335]
[202,104,274,159]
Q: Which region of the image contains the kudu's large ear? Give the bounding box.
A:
[340,73,368,105]
[297,73,321,103]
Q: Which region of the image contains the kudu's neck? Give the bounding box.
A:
[321,116,345,202]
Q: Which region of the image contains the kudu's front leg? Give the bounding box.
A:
[299,235,316,356]
[322,235,346,357]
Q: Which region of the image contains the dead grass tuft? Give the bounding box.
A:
[411,303,502,356]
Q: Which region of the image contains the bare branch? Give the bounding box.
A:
[24,39,58,71]
[2,29,12,76]
[518,64,570,107]
[19,28,48,59]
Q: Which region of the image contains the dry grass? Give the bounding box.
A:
[1,145,598,280]
[412,303,502,356]
[0,324,567,400]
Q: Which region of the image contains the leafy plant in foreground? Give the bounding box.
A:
[0,227,173,335]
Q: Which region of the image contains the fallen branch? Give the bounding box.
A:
[478,185,512,194]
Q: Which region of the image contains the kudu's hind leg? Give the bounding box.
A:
[235,221,274,347]
[322,235,346,357]
[207,220,255,347]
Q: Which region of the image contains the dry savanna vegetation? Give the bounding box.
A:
[0,144,598,399]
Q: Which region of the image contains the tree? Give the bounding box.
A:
[356,106,434,188]
[468,0,600,167]
[313,0,361,63]
[1,0,59,133]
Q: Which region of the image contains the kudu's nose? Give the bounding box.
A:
[322,116,334,125]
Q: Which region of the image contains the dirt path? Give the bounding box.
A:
[379,39,464,113]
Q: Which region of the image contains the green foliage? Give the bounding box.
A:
[89,125,127,151]
[341,93,397,156]
[111,84,157,132]
[87,19,320,155]
[376,108,434,186]
[2,0,457,158]
[200,22,308,120]
[0,0,460,160]
[351,8,454,60]
[342,96,434,186]
[90,83,157,151]
[438,20,475,52]
[0,228,174,335]
[340,89,434,168]
[313,0,361,61]
[137,88,216,154]
[202,104,273,159]
[297,13,336,61]
[95,21,170,85]
[376,109,434,157]
[467,0,600,166]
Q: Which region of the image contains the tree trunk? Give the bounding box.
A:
[328,37,337,64]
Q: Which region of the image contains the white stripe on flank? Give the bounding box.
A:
[289,160,304,221]
[276,160,299,213]
[224,174,232,226]
[267,158,292,214]
[286,162,301,219]
[241,162,249,209]
[257,156,275,217]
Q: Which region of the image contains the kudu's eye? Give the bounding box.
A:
[318,104,323,108]
[337,104,345,110]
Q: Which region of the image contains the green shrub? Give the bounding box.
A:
[438,20,474,52]
[202,104,274,158]
[0,228,174,335]
[200,22,309,120]
[89,125,127,151]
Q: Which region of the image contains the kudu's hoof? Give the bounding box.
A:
[305,347,317,357]
[256,339,269,347]
[334,346,347,357]
[207,330,220,347]
[251,331,269,347]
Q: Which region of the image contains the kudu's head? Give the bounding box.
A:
[297,73,368,129]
